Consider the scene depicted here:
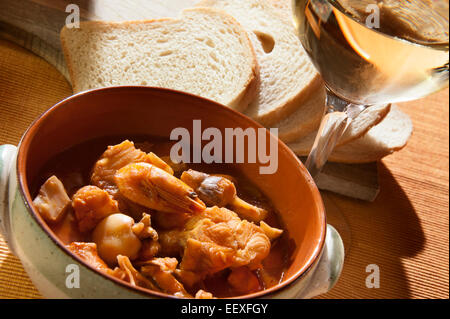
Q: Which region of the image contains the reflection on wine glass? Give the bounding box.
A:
[292,0,449,177]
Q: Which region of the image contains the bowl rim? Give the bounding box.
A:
[16,86,327,299]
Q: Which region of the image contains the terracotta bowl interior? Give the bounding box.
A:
[18,87,326,297]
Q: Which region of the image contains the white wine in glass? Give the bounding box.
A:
[292,0,449,176]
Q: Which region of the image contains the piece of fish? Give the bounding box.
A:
[160,206,272,279]
[33,175,71,223]
[72,185,120,232]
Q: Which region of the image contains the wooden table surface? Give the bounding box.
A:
[0,38,448,299]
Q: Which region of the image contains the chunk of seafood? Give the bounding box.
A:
[195,290,215,299]
[91,140,173,198]
[66,242,109,272]
[181,238,235,276]
[259,221,283,241]
[230,197,268,223]
[227,267,261,295]
[132,213,158,241]
[181,170,235,206]
[140,258,191,298]
[115,163,206,214]
[116,255,159,290]
[180,170,267,222]
[72,186,120,232]
[165,206,271,278]
[33,175,71,223]
[92,213,142,265]
[132,213,161,260]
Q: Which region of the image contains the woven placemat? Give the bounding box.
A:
[0,236,42,298]
[0,38,71,298]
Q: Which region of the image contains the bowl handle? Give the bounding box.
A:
[0,144,17,246]
[298,224,345,298]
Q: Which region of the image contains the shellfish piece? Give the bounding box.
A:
[140,257,192,298]
[114,163,206,214]
[91,140,174,197]
[181,169,268,222]
[92,213,142,265]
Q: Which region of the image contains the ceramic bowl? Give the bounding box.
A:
[0,87,344,298]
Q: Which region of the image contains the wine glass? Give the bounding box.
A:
[292,0,448,254]
[292,0,449,177]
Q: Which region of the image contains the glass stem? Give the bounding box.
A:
[305,89,353,178]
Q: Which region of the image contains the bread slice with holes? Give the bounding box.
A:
[60,8,259,112]
[198,0,321,126]
[289,105,412,163]
[274,86,327,143]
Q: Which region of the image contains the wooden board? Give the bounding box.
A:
[0,0,379,201]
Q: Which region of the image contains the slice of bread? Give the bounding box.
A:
[337,103,392,146]
[198,0,321,126]
[330,105,413,163]
[287,102,391,154]
[289,105,412,163]
[273,86,327,143]
[60,8,259,112]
